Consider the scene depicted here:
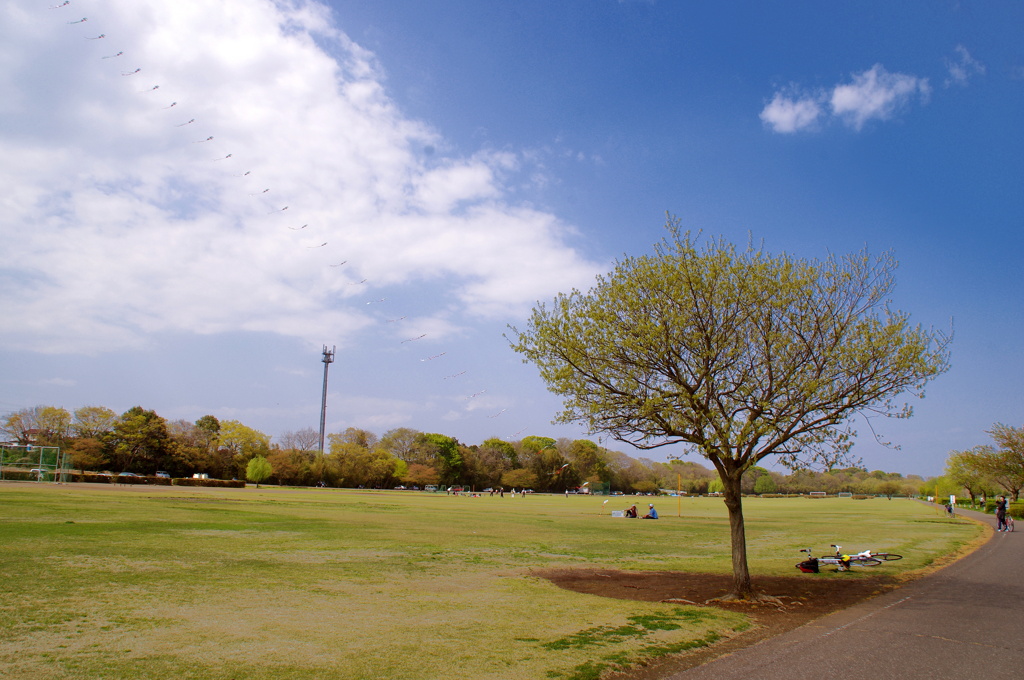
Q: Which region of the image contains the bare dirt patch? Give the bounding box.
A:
[537,568,899,679]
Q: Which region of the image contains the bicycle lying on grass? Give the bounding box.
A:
[796,545,903,573]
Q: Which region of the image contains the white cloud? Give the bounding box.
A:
[945,45,985,87]
[0,0,601,355]
[830,64,930,131]
[761,64,929,134]
[759,92,823,133]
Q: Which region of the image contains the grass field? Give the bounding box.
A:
[0,483,981,679]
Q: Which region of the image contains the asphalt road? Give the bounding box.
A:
[668,506,1021,680]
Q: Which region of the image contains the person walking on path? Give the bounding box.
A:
[996,495,1009,531]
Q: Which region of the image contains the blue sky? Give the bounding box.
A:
[1,0,1021,476]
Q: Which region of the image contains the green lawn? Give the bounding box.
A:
[0,484,980,679]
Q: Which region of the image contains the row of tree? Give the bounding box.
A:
[936,423,1024,502]
[3,403,928,494]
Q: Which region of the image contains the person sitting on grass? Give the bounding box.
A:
[642,503,659,519]
[624,504,638,518]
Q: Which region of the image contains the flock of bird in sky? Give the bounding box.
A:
[53,2,532,440]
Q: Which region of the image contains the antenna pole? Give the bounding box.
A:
[319,345,335,454]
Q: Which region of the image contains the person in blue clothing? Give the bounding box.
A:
[642,503,659,519]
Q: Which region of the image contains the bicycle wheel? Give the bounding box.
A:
[876,553,903,561]
[854,557,882,567]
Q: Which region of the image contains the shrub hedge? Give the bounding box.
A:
[172,478,245,488]
[68,473,172,485]
[0,470,46,481]
[1,472,243,488]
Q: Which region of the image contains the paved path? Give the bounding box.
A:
[668,506,1022,679]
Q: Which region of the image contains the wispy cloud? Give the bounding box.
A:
[761,64,930,133]
[944,45,985,87]
[0,0,601,355]
[830,64,930,131]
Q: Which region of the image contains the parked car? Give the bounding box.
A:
[117,472,140,478]
[155,471,170,478]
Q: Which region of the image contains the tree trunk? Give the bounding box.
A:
[722,471,754,598]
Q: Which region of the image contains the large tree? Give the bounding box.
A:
[511,222,950,599]
[203,420,268,479]
[420,433,463,485]
[72,406,118,440]
[379,428,425,463]
[2,405,71,447]
[944,447,992,504]
[981,423,1024,500]
[1,408,36,444]
[278,427,320,453]
[109,406,172,473]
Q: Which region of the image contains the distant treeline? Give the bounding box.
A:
[2,404,923,494]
